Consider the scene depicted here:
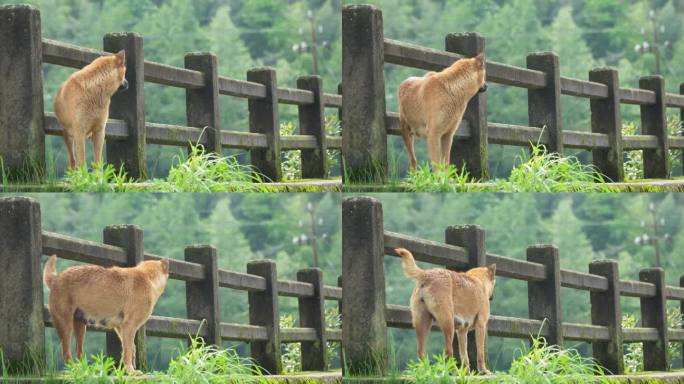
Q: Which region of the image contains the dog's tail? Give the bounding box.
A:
[43,255,58,290]
[395,248,425,280]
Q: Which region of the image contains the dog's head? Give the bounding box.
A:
[486,263,496,301]
[472,53,487,94]
[97,49,128,94]
[139,258,170,296]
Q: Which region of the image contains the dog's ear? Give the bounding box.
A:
[160,258,169,274]
[474,53,485,67]
[487,263,496,278]
[115,50,126,66]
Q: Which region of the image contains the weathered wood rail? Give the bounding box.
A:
[342,196,684,375]
[0,4,342,182]
[0,197,342,375]
[341,4,684,183]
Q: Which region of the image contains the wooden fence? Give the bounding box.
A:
[0,4,343,182]
[341,4,684,183]
[342,196,684,375]
[0,197,342,374]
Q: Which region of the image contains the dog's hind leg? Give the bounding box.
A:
[62,133,77,169]
[427,130,444,171]
[432,310,455,359]
[440,132,455,167]
[456,328,469,370]
[91,127,105,166]
[400,119,418,169]
[413,308,433,359]
[50,309,74,363]
[475,323,489,374]
[73,319,87,359]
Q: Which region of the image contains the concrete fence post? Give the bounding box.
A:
[445,33,489,180]
[103,33,146,180]
[247,260,281,374]
[0,197,44,372]
[185,53,222,155]
[342,5,387,183]
[527,52,562,155]
[297,268,328,371]
[589,260,624,375]
[342,197,387,375]
[640,76,669,179]
[445,224,485,366]
[103,224,146,371]
[590,68,624,182]
[298,76,328,179]
[185,245,221,347]
[248,68,281,181]
[527,246,563,346]
[639,268,670,371]
[0,5,45,181]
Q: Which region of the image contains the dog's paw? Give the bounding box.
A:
[126,369,143,376]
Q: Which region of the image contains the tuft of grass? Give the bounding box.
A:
[149,143,271,192]
[404,354,470,384]
[406,163,476,192]
[401,334,609,383]
[63,353,127,384]
[495,142,609,192]
[157,335,267,383]
[64,162,133,192]
[498,335,608,383]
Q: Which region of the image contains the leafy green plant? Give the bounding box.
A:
[63,353,127,384]
[402,334,608,383]
[623,116,683,180]
[151,143,270,192]
[64,162,132,192]
[281,116,341,181]
[157,335,266,383]
[280,308,342,373]
[406,163,476,192]
[495,142,608,192]
[622,308,683,372]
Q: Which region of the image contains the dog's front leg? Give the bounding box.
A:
[475,325,490,374]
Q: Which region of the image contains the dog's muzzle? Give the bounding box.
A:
[479,83,488,93]
[118,79,129,93]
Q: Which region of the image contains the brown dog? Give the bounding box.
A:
[54,50,128,169]
[43,255,169,374]
[395,248,496,373]
[398,54,487,170]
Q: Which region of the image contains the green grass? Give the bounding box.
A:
[64,162,133,192]
[494,142,610,192]
[397,335,609,383]
[393,142,610,192]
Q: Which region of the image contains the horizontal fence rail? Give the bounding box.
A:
[342,196,684,375]
[0,197,341,374]
[342,4,684,183]
[0,5,342,183]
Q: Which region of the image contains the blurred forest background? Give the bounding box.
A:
[2,0,684,178]
[16,193,341,370]
[356,193,684,370]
